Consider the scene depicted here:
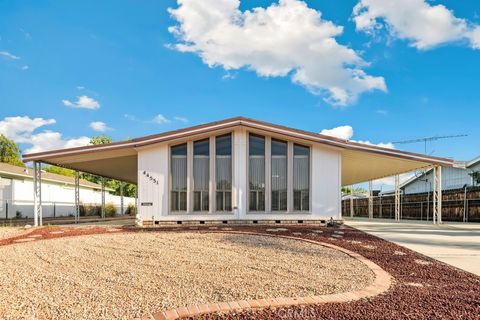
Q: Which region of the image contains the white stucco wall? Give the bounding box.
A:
[137,128,342,222]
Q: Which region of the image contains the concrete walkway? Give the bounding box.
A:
[345,218,480,276]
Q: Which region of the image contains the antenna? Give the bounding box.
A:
[393,134,467,154]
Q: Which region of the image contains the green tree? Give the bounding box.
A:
[90,135,112,145]
[80,135,137,197]
[0,134,25,167]
[44,165,74,177]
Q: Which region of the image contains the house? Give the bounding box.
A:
[400,156,480,194]
[22,117,453,226]
[0,162,135,219]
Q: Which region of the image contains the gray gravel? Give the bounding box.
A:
[0,232,374,319]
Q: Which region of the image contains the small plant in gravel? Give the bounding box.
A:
[126,203,136,216]
[104,202,117,217]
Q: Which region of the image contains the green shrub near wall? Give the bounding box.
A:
[126,203,136,216]
[105,202,117,217]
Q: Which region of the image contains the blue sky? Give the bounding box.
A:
[0,0,479,169]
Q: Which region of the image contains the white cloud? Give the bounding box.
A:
[376,109,387,115]
[174,116,189,123]
[26,132,90,154]
[152,114,171,124]
[62,95,100,110]
[0,51,20,60]
[353,0,480,50]
[320,124,394,148]
[89,121,111,132]
[0,116,90,154]
[355,140,395,149]
[0,116,56,143]
[21,65,29,71]
[469,26,480,49]
[320,125,354,140]
[168,0,386,106]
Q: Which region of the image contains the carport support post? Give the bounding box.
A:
[433,166,443,224]
[74,171,80,224]
[120,182,124,215]
[394,175,400,222]
[368,181,373,219]
[101,177,105,219]
[33,161,42,227]
[349,185,354,217]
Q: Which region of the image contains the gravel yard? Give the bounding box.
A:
[0,227,25,239]
[188,226,480,320]
[0,231,374,319]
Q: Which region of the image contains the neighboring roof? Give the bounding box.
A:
[467,155,480,168]
[399,155,480,190]
[0,162,113,191]
[22,116,454,185]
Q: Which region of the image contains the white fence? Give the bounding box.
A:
[0,199,136,219]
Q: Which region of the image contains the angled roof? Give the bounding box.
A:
[0,162,113,191]
[22,116,454,185]
[467,155,480,168]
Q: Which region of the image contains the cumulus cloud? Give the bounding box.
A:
[0,51,20,60]
[62,95,100,110]
[0,116,90,154]
[89,121,111,132]
[152,114,171,124]
[320,124,394,148]
[26,132,90,154]
[0,116,56,143]
[320,125,354,140]
[355,140,395,149]
[469,26,480,49]
[168,0,386,106]
[352,0,480,50]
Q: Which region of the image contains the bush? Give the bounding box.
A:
[104,202,117,217]
[79,204,101,217]
[15,211,22,219]
[126,203,136,216]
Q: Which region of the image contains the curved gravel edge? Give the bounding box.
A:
[144,231,392,320]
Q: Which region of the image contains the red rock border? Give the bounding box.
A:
[143,231,392,320]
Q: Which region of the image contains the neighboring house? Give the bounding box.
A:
[0,162,135,219]
[401,156,480,194]
[22,117,453,226]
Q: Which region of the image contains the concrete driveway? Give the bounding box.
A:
[345,218,480,276]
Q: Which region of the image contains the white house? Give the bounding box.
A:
[401,156,480,194]
[22,117,453,226]
[0,162,135,219]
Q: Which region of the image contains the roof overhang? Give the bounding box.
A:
[22,117,453,186]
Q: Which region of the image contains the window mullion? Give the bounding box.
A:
[209,136,215,213]
[187,140,193,213]
[287,141,294,213]
[265,136,272,213]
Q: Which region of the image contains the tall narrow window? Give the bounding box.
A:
[193,139,209,211]
[294,144,310,211]
[271,139,287,211]
[249,134,265,211]
[216,134,232,211]
[171,143,187,211]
